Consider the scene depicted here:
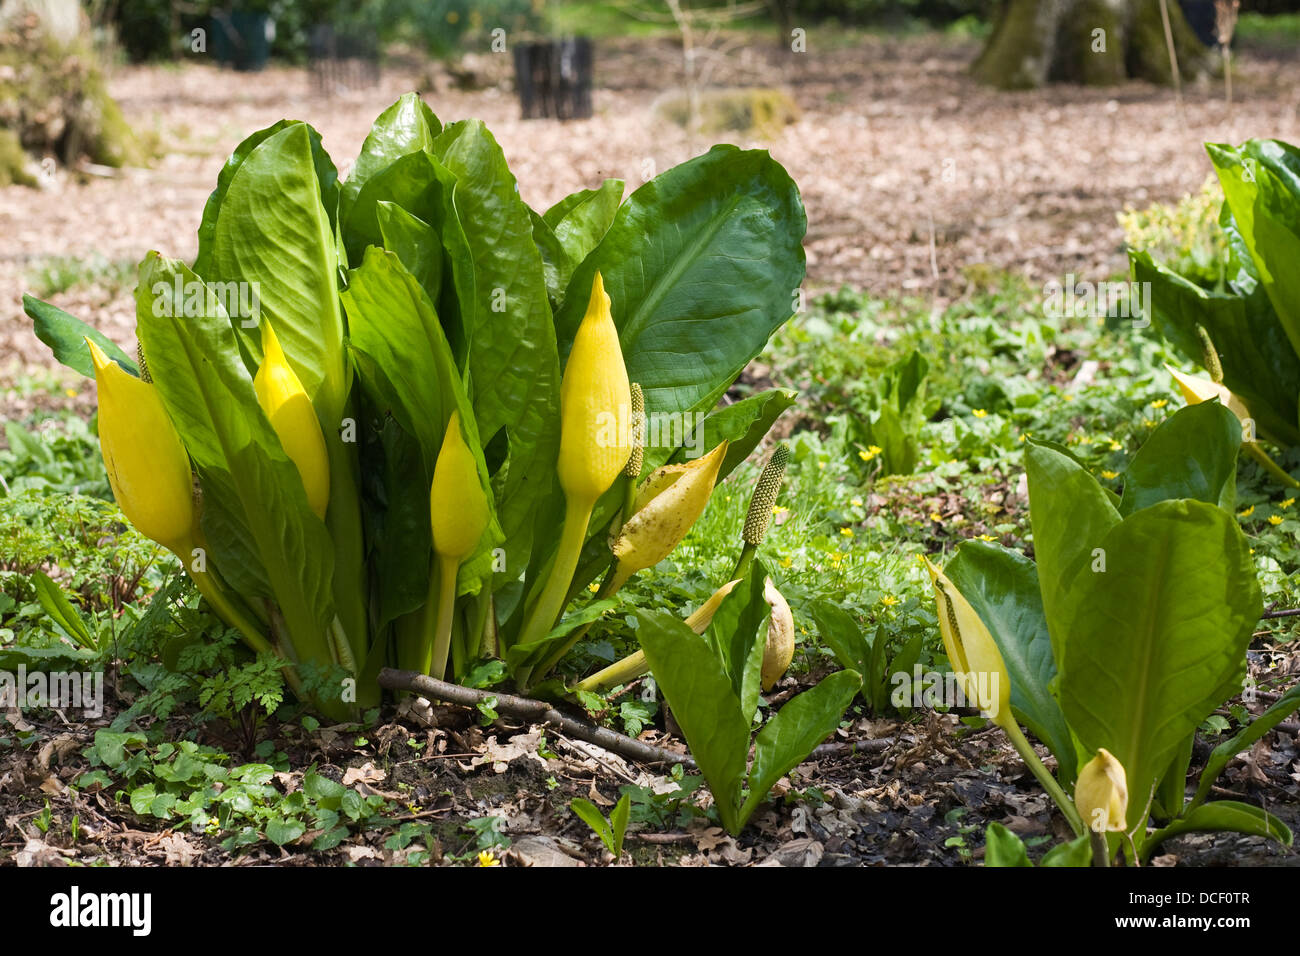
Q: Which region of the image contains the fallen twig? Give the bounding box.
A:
[378,668,697,770]
[1260,607,1300,620]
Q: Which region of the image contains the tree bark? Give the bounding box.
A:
[973,0,1213,89]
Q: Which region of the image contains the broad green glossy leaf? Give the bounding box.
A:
[376,201,443,304]
[811,601,869,680]
[134,253,337,675]
[195,119,340,281]
[553,145,806,424]
[1209,141,1300,356]
[665,389,797,479]
[738,669,860,829]
[342,248,502,596]
[1131,249,1300,446]
[1025,440,1121,665]
[208,122,348,426]
[945,539,1075,782]
[704,561,770,722]
[636,608,750,835]
[431,120,562,583]
[1119,401,1240,516]
[539,178,623,309]
[22,295,138,379]
[983,823,1031,866]
[339,92,441,223]
[1146,801,1292,857]
[1057,499,1261,833]
[1191,683,1300,809]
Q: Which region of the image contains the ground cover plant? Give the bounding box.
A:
[4,75,1299,869]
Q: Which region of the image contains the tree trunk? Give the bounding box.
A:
[972,0,1213,89]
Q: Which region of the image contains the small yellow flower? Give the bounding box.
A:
[780,556,793,569]
[1062,393,1075,402]
[1077,434,1092,445]
[840,527,854,537]
[868,445,883,456]
[973,409,987,418]
[818,461,826,469]
[1151,399,1168,409]
[850,497,863,507]
[64,388,77,398]
[977,534,996,542]
[1282,498,1295,509]
[1269,515,1283,526]
[477,850,499,867]
[1018,432,1031,443]
[1142,419,1155,428]
[829,552,844,565]
[587,581,600,594]
[1100,470,1119,480]
[1239,506,1255,518]
[880,595,900,607]
[773,505,789,516]
[1109,440,1122,451]
[929,511,943,522]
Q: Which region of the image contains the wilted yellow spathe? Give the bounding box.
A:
[430,410,489,561]
[1166,364,1251,423]
[923,556,1011,728]
[1075,748,1129,833]
[86,338,193,552]
[557,271,632,506]
[254,320,330,519]
[611,441,729,582]
[761,577,795,691]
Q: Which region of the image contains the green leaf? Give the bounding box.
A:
[1131,250,1300,446]
[609,792,631,857]
[944,540,1076,782]
[539,178,624,309]
[339,92,441,224]
[1039,833,1093,866]
[342,247,502,598]
[1192,683,1300,809]
[636,609,750,835]
[207,122,348,426]
[431,120,562,584]
[570,798,615,854]
[195,119,340,281]
[553,145,806,426]
[665,389,798,481]
[1147,800,1292,857]
[30,571,94,650]
[376,201,443,304]
[704,560,770,722]
[1120,402,1240,516]
[983,823,1031,866]
[1209,140,1300,353]
[1057,499,1261,832]
[505,598,620,677]
[266,817,307,846]
[135,254,338,682]
[738,669,859,830]
[811,602,869,682]
[22,295,139,379]
[1025,440,1121,665]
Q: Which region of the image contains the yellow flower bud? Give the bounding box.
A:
[1075,748,1129,833]
[429,410,489,561]
[761,577,794,691]
[922,556,1012,729]
[1166,365,1250,424]
[558,271,632,506]
[86,338,194,553]
[610,440,729,581]
[254,320,330,519]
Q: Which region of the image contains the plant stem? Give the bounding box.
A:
[517,495,593,652]
[429,557,460,681]
[183,553,271,656]
[1244,443,1300,488]
[731,541,757,582]
[574,649,649,693]
[1090,830,1111,867]
[1002,721,1085,837]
